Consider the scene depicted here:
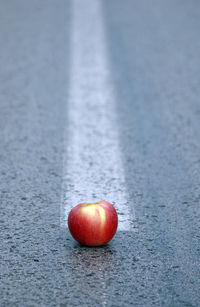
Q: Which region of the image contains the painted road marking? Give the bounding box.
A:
[60,0,134,231]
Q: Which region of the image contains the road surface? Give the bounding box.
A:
[0,0,200,306]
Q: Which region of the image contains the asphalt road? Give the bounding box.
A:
[1,0,200,306]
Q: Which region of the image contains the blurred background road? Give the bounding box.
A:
[0,0,200,306]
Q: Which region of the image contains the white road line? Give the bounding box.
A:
[60,0,134,231]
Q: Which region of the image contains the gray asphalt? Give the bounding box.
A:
[1,0,200,306]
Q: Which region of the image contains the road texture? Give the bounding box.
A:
[0,0,200,306]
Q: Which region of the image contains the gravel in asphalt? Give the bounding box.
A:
[0,0,200,306]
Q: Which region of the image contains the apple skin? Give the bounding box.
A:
[68,200,118,246]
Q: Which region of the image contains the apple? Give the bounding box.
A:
[68,200,118,246]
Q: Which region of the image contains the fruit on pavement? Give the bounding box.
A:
[68,200,118,246]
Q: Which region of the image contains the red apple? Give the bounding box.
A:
[68,200,118,246]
